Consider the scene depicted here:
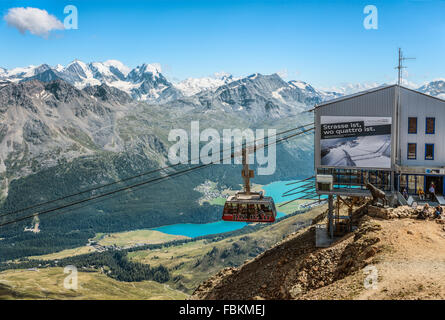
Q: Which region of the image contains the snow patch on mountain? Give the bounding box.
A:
[4,65,42,82]
[418,79,445,99]
[0,60,181,103]
[174,72,237,96]
[102,60,131,77]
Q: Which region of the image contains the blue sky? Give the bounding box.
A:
[0,0,444,89]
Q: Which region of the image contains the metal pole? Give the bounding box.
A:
[242,148,251,194]
[328,195,334,239]
[397,48,402,86]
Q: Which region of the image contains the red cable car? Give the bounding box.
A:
[222,148,277,223]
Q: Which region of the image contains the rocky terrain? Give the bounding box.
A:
[191,204,445,300]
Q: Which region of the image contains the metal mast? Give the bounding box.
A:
[396,48,415,86]
[394,48,415,190]
[241,148,254,194]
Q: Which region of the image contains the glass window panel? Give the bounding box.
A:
[426,118,435,134]
[400,175,407,192]
[408,117,417,134]
[425,144,434,160]
[416,176,424,193]
[408,143,416,159]
[408,175,416,193]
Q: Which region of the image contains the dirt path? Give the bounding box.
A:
[297,218,445,300]
[356,219,445,299]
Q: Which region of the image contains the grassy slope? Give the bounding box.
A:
[28,246,96,261]
[93,230,189,247]
[26,230,189,261]
[129,204,327,293]
[277,201,311,215]
[0,267,187,300]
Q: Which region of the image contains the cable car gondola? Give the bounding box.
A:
[222,147,277,223]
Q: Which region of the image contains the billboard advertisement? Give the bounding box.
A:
[320,116,392,168]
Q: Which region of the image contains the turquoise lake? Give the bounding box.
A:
[262,179,314,203]
[151,180,315,238]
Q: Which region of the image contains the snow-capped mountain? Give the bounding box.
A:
[172,73,326,121]
[418,80,445,99]
[57,60,178,102]
[2,64,52,82]
[288,80,342,104]
[91,60,131,81]
[0,60,344,107]
[125,63,182,102]
[0,60,182,103]
[174,72,237,96]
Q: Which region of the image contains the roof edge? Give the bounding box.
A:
[311,84,397,111]
[310,84,445,112]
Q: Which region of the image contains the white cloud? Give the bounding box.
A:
[4,7,64,38]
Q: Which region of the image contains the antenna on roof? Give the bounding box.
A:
[395,48,415,86]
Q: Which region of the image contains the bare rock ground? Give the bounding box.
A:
[191,204,445,300]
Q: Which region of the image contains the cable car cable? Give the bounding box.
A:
[0,123,314,220]
[0,127,314,228]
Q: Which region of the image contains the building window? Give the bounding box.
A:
[426,117,435,134]
[408,175,416,194]
[407,143,417,159]
[408,117,417,134]
[425,144,434,160]
[416,175,424,193]
[400,174,407,191]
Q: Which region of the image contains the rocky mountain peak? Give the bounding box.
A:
[127,63,164,83]
[82,83,132,104]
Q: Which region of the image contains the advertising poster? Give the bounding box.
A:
[320,116,392,168]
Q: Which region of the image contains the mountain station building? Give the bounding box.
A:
[313,84,445,240]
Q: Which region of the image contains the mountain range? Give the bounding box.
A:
[2,60,444,104]
[0,60,343,105]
